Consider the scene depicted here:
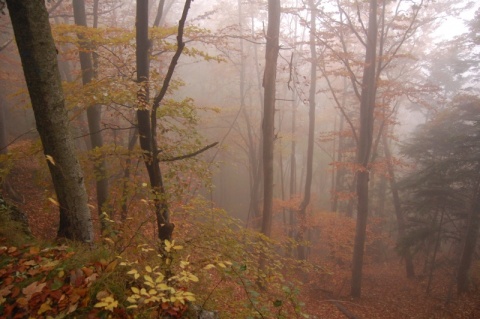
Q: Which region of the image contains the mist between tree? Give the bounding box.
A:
[0,0,479,318]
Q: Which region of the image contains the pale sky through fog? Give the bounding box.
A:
[434,2,478,41]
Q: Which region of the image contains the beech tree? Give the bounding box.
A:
[6,0,93,242]
[297,0,318,260]
[72,0,109,230]
[261,0,281,238]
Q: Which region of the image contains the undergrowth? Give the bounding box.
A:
[0,196,316,318]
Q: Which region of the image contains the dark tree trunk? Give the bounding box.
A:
[7,0,93,242]
[351,0,378,298]
[260,0,281,238]
[73,0,109,230]
[136,0,172,241]
[457,180,480,294]
[382,132,414,278]
[136,0,192,241]
[297,0,317,260]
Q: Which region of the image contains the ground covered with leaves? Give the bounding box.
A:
[1,142,479,318]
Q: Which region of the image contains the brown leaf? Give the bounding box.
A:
[22,281,46,301]
[0,284,13,297]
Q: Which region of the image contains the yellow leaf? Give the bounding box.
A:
[103,237,115,245]
[145,265,152,273]
[127,296,137,303]
[203,264,215,270]
[144,275,154,283]
[48,198,60,207]
[155,273,165,283]
[156,283,170,291]
[37,301,52,314]
[94,301,108,308]
[188,274,199,282]
[131,287,140,294]
[105,259,118,272]
[148,289,157,295]
[45,155,55,166]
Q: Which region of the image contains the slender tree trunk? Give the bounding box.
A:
[426,209,445,294]
[351,0,378,298]
[136,0,192,241]
[72,0,109,230]
[153,0,166,27]
[297,0,317,260]
[136,0,173,241]
[239,0,260,228]
[287,89,297,256]
[7,0,93,242]
[457,179,480,294]
[382,132,414,278]
[332,114,344,212]
[260,0,281,238]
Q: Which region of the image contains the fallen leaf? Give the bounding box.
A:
[22,281,46,301]
[67,302,78,314]
[96,290,109,300]
[37,300,52,314]
[29,246,40,254]
[0,284,13,297]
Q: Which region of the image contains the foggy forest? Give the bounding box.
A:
[0,0,479,318]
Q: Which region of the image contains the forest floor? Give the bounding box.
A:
[3,141,480,319]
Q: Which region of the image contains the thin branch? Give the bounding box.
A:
[160,142,218,162]
[0,38,13,52]
[50,3,123,18]
[47,0,64,14]
[0,128,36,153]
[74,125,136,140]
[152,0,191,112]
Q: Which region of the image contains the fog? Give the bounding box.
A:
[1,0,480,316]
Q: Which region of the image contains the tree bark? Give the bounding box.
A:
[382,132,414,278]
[351,0,378,298]
[72,0,109,230]
[297,0,317,260]
[260,0,281,238]
[136,0,172,241]
[7,0,93,242]
[457,180,480,294]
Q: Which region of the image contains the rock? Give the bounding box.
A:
[185,303,219,319]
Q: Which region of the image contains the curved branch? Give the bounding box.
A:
[160,142,218,162]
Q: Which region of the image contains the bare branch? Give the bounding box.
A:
[160,142,218,162]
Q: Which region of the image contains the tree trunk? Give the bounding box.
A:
[7,0,93,242]
[260,0,281,238]
[332,114,344,212]
[297,0,317,260]
[457,180,480,294]
[73,0,109,230]
[351,0,378,298]
[382,132,414,278]
[136,0,173,241]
